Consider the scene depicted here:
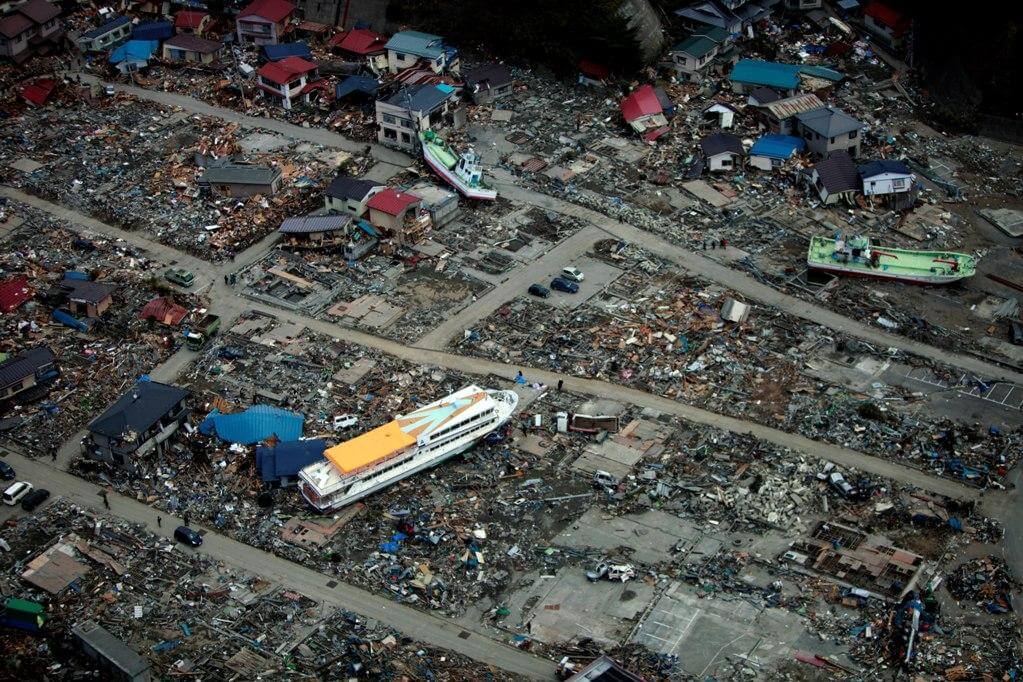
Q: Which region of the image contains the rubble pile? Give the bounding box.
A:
[945,555,1018,614]
[2,96,351,261]
[1,204,183,454]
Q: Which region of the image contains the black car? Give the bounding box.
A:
[20,488,49,512]
[528,283,550,298]
[0,460,14,481]
[174,526,203,547]
[550,277,579,294]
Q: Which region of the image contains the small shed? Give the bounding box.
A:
[699,132,744,172]
[198,165,282,198]
[749,134,806,170]
[255,439,326,486]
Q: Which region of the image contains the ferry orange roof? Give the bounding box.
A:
[324,420,415,473]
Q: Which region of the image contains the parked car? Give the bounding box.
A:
[174,526,203,547]
[333,414,358,430]
[550,277,579,294]
[586,561,636,582]
[484,431,506,445]
[561,266,585,282]
[1010,320,1023,346]
[528,283,550,298]
[20,488,50,512]
[2,481,32,506]
[0,460,14,481]
[164,267,195,288]
[593,470,619,488]
[103,84,116,96]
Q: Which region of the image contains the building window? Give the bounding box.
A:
[849,130,858,139]
[400,119,412,129]
[384,128,397,140]
[383,114,396,124]
[892,178,907,190]
[395,52,405,60]
[720,158,733,168]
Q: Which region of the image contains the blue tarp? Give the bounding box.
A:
[262,42,311,61]
[255,439,326,483]
[750,134,805,159]
[132,21,172,41]
[109,40,158,65]
[200,405,303,444]
[335,75,378,98]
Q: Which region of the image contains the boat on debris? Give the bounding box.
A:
[419,130,497,200]
[807,234,976,284]
[299,385,518,512]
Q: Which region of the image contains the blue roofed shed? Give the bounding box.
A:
[256,439,326,485]
[730,60,801,92]
[749,134,806,170]
[132,21,172,41]
[109,40,158,65]
[263,41,311,61]
[200,405,303,444]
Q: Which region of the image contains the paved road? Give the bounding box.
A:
[78,74,413,170]
[492,181,1023,386]
[0,450,555,680]
[417,224,607,350]
[8,188,981,500]
[79,76,1023,386]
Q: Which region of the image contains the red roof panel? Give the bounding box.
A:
[174,10,208,29]
[0,277,32,313]
[620,84,662,122]
[21,78,56,107]
[139,296,188,326]
[578,60,609,79]
[864,2,910,34]
[238,0,294,22]
[257,55,317,85]
[329,28,387,55]
[366,188,420,216]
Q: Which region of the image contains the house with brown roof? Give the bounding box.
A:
[162,33,222,63]
[0,0,62,63]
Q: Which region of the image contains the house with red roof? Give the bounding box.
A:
[365,188,431,245]
[236,0,295,46]
[257,56,324,109]
[863,2,910,49]
[174,10,210,37]
[0,276,32,313]
[329,28,388,74]
[0,0,62,64]
[620,84,670,142]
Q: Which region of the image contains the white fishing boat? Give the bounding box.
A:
[419,130,497,200]
[298,385,518,512]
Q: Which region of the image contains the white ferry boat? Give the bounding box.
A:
[298,385,518,512]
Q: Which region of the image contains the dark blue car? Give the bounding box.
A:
[528,283,550,298]
[550,277,579,293]
[174,526,203,547]
[0,460,14,481]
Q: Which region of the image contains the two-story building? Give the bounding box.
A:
[0,0,62,63]
[384,30,458,74]
[83,380,190,470]
[375,83,455,152]
[0,346,57,402]
[756,93,824,134]
[668,25,729,81]
[235,0,294,46]
[859,159,916,209]
[256,55,322,109]
[328,27,387,74]
[77,14,131,52]
[324,176,384,217]
[863,1,910,50]
[807,151,859,205]
[795,106,862,157]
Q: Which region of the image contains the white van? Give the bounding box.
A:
[3,481,32,505]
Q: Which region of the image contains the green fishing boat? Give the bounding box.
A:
[807,234,976,284]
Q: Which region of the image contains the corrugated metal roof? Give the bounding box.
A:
[384,30,444,60]
[278,214,351,233]
[256,439,326,481]
[0,276,32,312]
[81,15,130,40]
[366,188,420,216]
[199,165,281,186]
[620,84,662,122]
[762,93,824,119]
[262,41,311,61]
[750,134,805,159]
[238,0,294,22]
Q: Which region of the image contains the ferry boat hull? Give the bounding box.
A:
[299,387,518,512]
[807,235,976,285]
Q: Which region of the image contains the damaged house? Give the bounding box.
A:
[278,214,353,250]
[620,84,670,141]
[807,151,860,205]
[0,0,62,64]
[235,0,295,46]
[83,380,190,469]
[462,63,513,105]
[324,177,384,217]
[699,131,744,172]
[256,56,325,109]
[365,188,431,246]
[56,279,115,318]
[328,27,388,74]
[859,159,916,210]
[668,25,729,82]
[375,84,455,152]
[795,106,863,158]
[198,164,282,198]
[384,30,458,74]
[0,346,57,401]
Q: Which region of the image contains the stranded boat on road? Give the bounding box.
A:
[807,234,976,284]
[299,385,518,512]
[419,130,497,201]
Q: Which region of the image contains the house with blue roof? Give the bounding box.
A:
[131,20,172,42]
[749,134,806,170]
[385,30,458,75]
[729,59,844,96]
[375,83,456,151]
[262,41,311,62]
[256,439,326,487]
[77,15,132,52]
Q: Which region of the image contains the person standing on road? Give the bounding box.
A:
[557,379,564,392]
[101,490,110,509]
[157,516,162,528]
